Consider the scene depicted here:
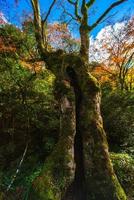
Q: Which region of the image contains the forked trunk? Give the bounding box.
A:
[27,55,127,200]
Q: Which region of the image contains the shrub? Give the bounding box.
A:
[102,92,134,154]
[111,153,134,200]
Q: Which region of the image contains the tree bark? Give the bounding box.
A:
[79,25,89,62]
[72,63,127,200]
[27,54,127,200]
[29,77,76,200]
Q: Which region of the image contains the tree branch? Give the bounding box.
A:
[67,0,75,5]
[42,0,57,23]
[75,0,81,21]
[31,0,45,52]
[41,0,57,48]
[90,0,127,30]
[86,0,96,8]
[61,3,78,21]
[67,0,81,21]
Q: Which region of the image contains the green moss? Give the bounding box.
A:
[79,70,100,96]
[29,133,75,200]
[38,91,75,198]
[88,73,100,89]
[30,174,60,200]
[112,175,127,200]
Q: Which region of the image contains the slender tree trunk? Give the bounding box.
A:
[79,26,89,62]
[120,78,124,91]
[29,77,76,200]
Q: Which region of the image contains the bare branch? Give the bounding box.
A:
[67,0,75,5]
[90,0,127,30]
[86,0,96,8]
[31,0,45,51]
[67,0,81,21]
[42,0,57,23]
[41,0,57,48]
[75,0,81,21]
[61,3,77,21]
[81,0,86,14]
[31,0,56,53]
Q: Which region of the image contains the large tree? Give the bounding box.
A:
[25,0,128,200]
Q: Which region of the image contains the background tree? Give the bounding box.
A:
[47,22,80,52]
[90,17,134,91]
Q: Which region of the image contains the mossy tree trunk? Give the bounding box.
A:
[60,57,127,200]
[79,26,89,62]
[27,55,127,200]
[28,1,128,199]
[29,77,76,200]
[71,63,127,200]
